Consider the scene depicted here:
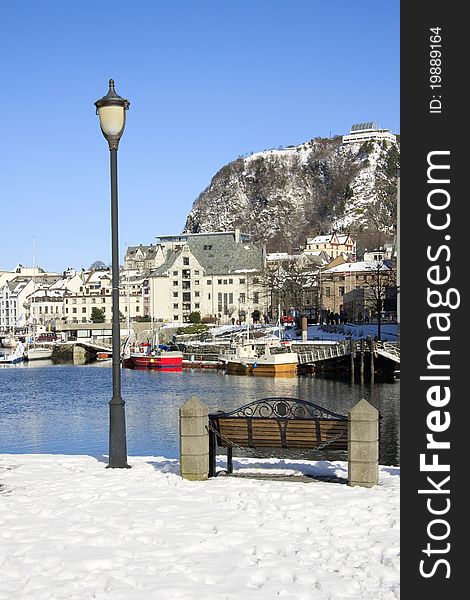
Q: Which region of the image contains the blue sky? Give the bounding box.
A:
[0,0,399,273]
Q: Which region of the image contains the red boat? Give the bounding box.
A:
[122,341,183,370]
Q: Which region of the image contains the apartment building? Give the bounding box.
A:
[149,231,266,323]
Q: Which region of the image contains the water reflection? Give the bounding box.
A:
[0,363,399,465]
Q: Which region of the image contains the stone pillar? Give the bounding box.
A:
[179,397,209,481]
[348,399,379,487]
[73,344,87,365]
[301,316,308,342]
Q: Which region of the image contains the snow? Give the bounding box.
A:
[0,454,399,599]
[323,261,390,274]
[293,324,399,343]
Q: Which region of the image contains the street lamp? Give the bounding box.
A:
[95,79,130,469]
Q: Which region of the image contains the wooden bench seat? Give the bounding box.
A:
[208,397,348,476]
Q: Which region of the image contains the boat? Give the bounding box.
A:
[0,341,26,365]
[122,333,183,370]
[224,339,299,376]
[0,335,18,349]
[25,346,53,361]
[223,306,298,376]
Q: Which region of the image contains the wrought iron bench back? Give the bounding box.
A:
[208,397,348,476]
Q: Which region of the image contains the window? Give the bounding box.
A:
[223,279,227,285]
[82,298,86,303]
[173,303,179,309]
[325,287,331,298]
[218,279,222,285]
[208,293,211,300]
[136,306,139,312]
[207,280,212,285]
[173,292,178,298]
[339,286,345,296]
[239,293,245,303]
[173,271,178,276]
[72,308,77,313]
[182,281,190,290]
[183,257,190,265]
[229,293,233,304]
[253,292,259,304]
[82,307,86,313]
[65,308,69,314]
[102,298,106,303]
[173,281,178,286]
[195,291,200,297]
[195,303,200,309]
[229,278,233,284]
[239,278,245,284]
[203,245,212,250]
[65,299,69,304]
[183,292,191,302]
[194,270,199,275]
[195,280,199,285]
[72,298,77,304]
[174,315,179,321]
[252,278,259,284]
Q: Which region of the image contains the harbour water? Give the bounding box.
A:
[0,362,400,465]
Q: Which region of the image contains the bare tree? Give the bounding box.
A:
[365,261,397,340]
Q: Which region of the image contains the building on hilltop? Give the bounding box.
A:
[342,122,397,146]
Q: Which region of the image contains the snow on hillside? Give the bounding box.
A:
[184,136,399,251]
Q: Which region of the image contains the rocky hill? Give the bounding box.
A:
[183,136,399,252]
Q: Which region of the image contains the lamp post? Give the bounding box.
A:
[95,79,130,468]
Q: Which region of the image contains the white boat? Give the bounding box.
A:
[25,346,53,361]
[224,339,299,376]
[1,335,18,349]
[0,341,26,365]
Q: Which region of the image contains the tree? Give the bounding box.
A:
[91,307,106,323]
[188,311,201,324]
[365,261,397,340]
[89,260,107,270]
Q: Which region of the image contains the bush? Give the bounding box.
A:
[188,311,201,324]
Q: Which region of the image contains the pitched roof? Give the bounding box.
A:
[151,233,264,276]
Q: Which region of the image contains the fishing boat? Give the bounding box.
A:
[0,341,26,365]
[223,305,298,376]
[122,332,183,370]
[225,339,299,376]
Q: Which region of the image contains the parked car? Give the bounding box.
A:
[36,333,58,342]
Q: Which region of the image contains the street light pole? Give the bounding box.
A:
[95,79,130,469]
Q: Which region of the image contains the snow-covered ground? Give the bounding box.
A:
[293,324,399,343]
[0,454,399,600]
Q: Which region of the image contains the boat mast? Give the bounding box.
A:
[31,238,37,346]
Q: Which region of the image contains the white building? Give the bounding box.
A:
[342,122,397,146]
[62,269,145,325]
[304,232,356,259]
[149,231,266,324]
[0,279,35,332]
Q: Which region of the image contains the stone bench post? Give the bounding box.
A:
[179,397,209,481]
[348,399,379,487]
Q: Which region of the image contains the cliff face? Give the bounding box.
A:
[184,136,399,252]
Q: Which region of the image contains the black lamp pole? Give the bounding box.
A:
[95,79,130,468]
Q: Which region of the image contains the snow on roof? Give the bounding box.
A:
[307,235,332,244]
[324,260,390,274]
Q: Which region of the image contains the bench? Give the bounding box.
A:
[208,397,349,477]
